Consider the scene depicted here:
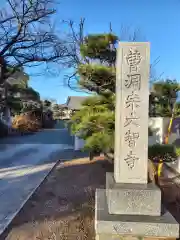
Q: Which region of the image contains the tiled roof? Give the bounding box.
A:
[58,104,68,108]
[66,96,89,110]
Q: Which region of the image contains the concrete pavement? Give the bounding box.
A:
[0,126,74,235]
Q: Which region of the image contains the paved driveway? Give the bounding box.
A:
[0,126,74,235]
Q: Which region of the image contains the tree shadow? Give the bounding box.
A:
[0,128,74,145]
[0,158,113,239]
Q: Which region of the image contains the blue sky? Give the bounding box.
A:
[2,0,180,103]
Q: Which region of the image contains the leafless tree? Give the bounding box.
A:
[63,19,163,92]
[0,0,70,112]
[0,0,68,83]
[62,18,87,91]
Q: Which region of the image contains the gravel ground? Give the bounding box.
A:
[1,158,179,240]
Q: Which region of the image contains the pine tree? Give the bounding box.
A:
[70,32,180,159]
[150,79,180,117]
[70,33,118,157]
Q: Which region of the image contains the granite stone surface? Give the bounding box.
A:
[114,42,150,184]
[96,234,139,240]
[95,189,179,238]
[95,42,179,240]
[96,234,177,240]
[106,172,161,216]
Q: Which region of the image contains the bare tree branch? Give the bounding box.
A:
[0,0,68,82]
[63,20,162,92]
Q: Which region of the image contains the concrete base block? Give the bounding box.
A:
[96,234,138,240]
[96,234,177,240]
[106,172,161,216]
[95,189,179,238]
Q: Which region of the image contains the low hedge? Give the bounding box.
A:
[148,144,177,162]
[176,147,180,157]
[12,114,41,133]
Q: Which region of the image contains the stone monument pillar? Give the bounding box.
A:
[95,42,179,239]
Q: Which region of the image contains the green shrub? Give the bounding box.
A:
[148,144,177,162]
[12,114,41,133]
[175,147,180,157]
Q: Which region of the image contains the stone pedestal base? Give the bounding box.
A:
[96,234,177,240]
[95,189,179,238]
[106,172,161,216]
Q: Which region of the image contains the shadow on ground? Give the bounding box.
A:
[0,149,89,193]
[1,157,113,240]
[1,157,180,240]
[0,128,75,145]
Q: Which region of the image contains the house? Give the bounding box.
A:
[66,96,88,110]
[58,96,89,119]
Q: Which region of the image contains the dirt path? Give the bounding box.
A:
[1,158,180,240]
[159,177,180,223]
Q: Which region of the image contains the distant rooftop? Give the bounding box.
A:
[58,103,68,108]
[66,96,89,110]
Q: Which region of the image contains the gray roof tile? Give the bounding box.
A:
[66,96,88,110]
